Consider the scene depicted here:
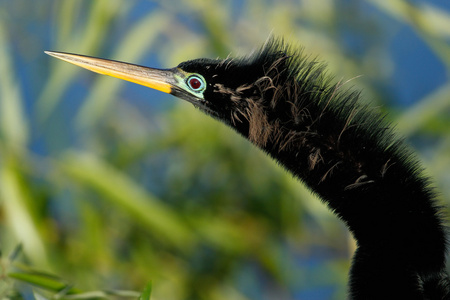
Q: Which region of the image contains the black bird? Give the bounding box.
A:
[46,39,450,299]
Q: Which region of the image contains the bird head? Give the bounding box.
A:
[45,42,296,145]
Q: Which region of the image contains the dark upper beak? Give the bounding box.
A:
[45,51,178,95]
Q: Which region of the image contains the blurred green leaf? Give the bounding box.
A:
[38,0,130,122]
[59,151,195,250]
[8,272,79,294]
[0,19,28,148]
[9,271,141,299]
[138,282,152,300]
[396,82,450,136]
[368,0,450,67]
[34,292,51,300]
[8,244,23,262]
[0,160,49,267]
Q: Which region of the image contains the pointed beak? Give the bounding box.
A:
[45,51,177,94]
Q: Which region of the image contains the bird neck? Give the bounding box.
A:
[260,87,445,249]
[229,72,448,296]
[257,99,448,296]
[227,61,447,253]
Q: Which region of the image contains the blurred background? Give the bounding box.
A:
[0,0,449,299]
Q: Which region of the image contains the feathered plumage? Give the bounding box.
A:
[178,39,450,299]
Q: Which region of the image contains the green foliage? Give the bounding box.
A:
[0,0,449,299]
[138,282,152,300]
[1,246,144,299]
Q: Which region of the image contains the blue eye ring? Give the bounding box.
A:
[186,75,205,92]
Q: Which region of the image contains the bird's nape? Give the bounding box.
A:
[45,38,450,299]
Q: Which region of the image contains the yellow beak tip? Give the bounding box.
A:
[45,51,174,95]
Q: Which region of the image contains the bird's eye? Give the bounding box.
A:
[187,75,205,92]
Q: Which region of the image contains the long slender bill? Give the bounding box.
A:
[45,51,175,94]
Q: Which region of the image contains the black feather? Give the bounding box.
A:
[178,38,450,299]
